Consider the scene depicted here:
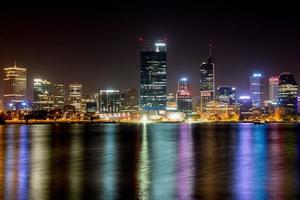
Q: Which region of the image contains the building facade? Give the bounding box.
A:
[250,73,264,108]
[177,77,192,113]
[53,84,65,109]
[33,78,54,111]
[217,86,236,105]
[200,57,215,112]
[69,84,82,111]
[140,40,167,111]
[237,96,253,119]
[99,90,121,113]
[120,89,139,112]
[269,76,279,102]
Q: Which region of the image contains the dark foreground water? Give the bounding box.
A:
[0,123,300,199]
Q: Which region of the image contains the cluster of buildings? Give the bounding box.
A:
[1,40,299,122]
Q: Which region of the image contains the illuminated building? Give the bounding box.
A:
[81,94,97,113]
[69,83,82,111]
[269,76,279,102]
[33,78,54,111]
[166,93,177,110]
[278,72,298,115]
[177,77,192,113]
[217,86,236,105]
[192,96,201,112]
[140,39,167,111]
[298,97,300,114]
[120,89,139,112]
[200,46,215,112]
[250,73,264,108]
[3,63,27,110]
[53,84,65,109]
[100,90,121,113]
[237,96,252,119]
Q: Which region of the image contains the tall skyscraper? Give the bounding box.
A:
[237,96,252,119]
[217,86,236,105]
[33,78,54,111]
[278,72,298,115]
[250,73,264,108]
[120,89,139,112]
[269,76,279,102]
[100,90,121,113]
[200,45,215,112]
[177,77,192,113]
[3,63,27,110]
[140,39,167,111]
[69,83,82,111]
[53,84,65,109]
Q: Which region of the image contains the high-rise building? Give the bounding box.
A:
[53,84,65,109]
[33,78,54,111]
[217,86,236,105]
[237,96,252,119]
[200,54,215,112]
[120,89,139,112]
[3,63,27,110]
[250,73,264,108]
[177,77,192,113]
[269,76,279,102]
[69,83,82,111]
[140,39,167,111]
[166,93,177,110]
[100,90,121,113]
[278,72,298,115]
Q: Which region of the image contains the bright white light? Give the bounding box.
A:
[239,96,250,100]
[180,77,187,81]
[141,115,148,123]
[9,103,13,107]
[253,73,262,77]
[21,102,27,106]
[232,87,236,90]
[155,43,166,47]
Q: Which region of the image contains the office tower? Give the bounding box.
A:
[140,39,167,111]
[69,83,82,111]
[269,76,279,102]
[177,77,192,113]
[192,96,201,112]
[166,93,177,110]
[99,90,121,113]
[33,78,54,111]
[200,45,215,112]
[250,73,264,108]
[217,86,236,105]
[237,96,252,119]
[278,72,298,115]
[53,84,65,109]
[3,63,27,110]
[120,89,139,112]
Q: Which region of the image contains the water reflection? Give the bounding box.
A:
[0,123,299,199]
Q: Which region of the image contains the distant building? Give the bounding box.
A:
[53,84,65,109]
[250,73,264,108]
[120,89,139,112]
[192,96,201,112]
[33,78,54,111]
[100,90,121,113]
[237,96,252,119]
[166,93,177,111]
[269,76,279,102]
[140,39,167,111]
[69,84,82,111]
[3,63,27,110]
[298,97,300,114]
[177,77,192,113]
[217,86,236,105]
[200,56,215,112]
[278,72,298,115]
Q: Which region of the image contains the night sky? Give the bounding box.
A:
[1,1,300,100]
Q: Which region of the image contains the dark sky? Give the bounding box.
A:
[1,0,300,100]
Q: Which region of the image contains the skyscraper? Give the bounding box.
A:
[217,86,236,105]
[140,39,167,111]
[278,72,298,115]
[120,89,139,112]
[177,77,192,113]
[250,73,264,108]
[200,45,215,112]
[237,96,252,119]
[3,63,27,110]
[69,83,82,111]
[100,90,121,113]
[269,76,279,102]
[33,78,54,111]
[53,84,65,109]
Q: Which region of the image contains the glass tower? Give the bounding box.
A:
[100,90,121,113]
[140,39,167,111]
[269,76,279,102]
[54,84,65,109]
[69,83,82,111]
[177,77,192,113]
[250,73,264,108]
[200,57,215,111]
[33,78,54,111]
[217,86,236,105]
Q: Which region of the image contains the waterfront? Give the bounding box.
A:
[0,123,300,199]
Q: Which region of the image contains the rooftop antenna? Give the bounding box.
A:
[209,43,213,57]
[14,60,17,68]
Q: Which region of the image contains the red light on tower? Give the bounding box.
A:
[138,37,144,42]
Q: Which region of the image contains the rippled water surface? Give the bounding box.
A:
[0,123,300,199]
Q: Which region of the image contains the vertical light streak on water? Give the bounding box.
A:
[102,124,117,199]
[29,125,51,200]
[296,125,300,196]
[267,127,283,198]
[233,123,253,200]
[150,124,176,199]
[252,125,267,199]
[68,125,83,200]
[137,123,150,200]
[176,124,194,200]
[4,125,18,200]
[17,125,30,200]
[0,125,5,199]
